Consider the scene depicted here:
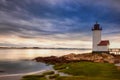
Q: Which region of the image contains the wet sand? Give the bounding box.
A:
[0,70,47,80]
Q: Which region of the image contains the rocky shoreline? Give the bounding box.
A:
[34,53,120,64]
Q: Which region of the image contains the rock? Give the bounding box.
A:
[0,70,5,73]
[34,53,119,64]
[114,55,120,63]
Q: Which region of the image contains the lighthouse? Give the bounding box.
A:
[92,22,110,53]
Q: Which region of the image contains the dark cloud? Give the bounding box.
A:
[0,0,120,47]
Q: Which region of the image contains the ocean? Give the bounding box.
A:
[0,49,91,76]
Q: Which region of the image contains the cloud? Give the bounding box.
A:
[0,0,120,48]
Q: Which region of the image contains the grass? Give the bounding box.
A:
[54,64,66,70]
[42,71,55,75]
[49,74,60,79]
[54,62,120,80]
[21,71,55,80]
[56,76,118,80]
[21,62,120,80]
[21,75,47,80]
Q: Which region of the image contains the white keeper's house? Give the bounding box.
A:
[92,22,110,53]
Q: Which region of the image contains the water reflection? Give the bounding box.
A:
[0,60,53,75]
[0,49,91,61]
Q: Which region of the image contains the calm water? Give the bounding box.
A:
[0,61,52,75]
[0,49,91,61]
[0,49,91,75]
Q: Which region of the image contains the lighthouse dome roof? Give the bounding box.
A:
[92,22,102,31]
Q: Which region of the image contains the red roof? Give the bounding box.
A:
[98,40,110,46]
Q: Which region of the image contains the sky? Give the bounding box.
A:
[0,0,120,48]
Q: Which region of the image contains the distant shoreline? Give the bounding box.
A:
[0,47,91,50]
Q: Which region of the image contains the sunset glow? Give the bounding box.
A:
[0,0,120,48]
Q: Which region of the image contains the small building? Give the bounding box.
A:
[92,22,110,53]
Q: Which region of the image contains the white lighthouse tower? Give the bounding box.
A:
[92,22,110,53]
[92,22,102,52]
